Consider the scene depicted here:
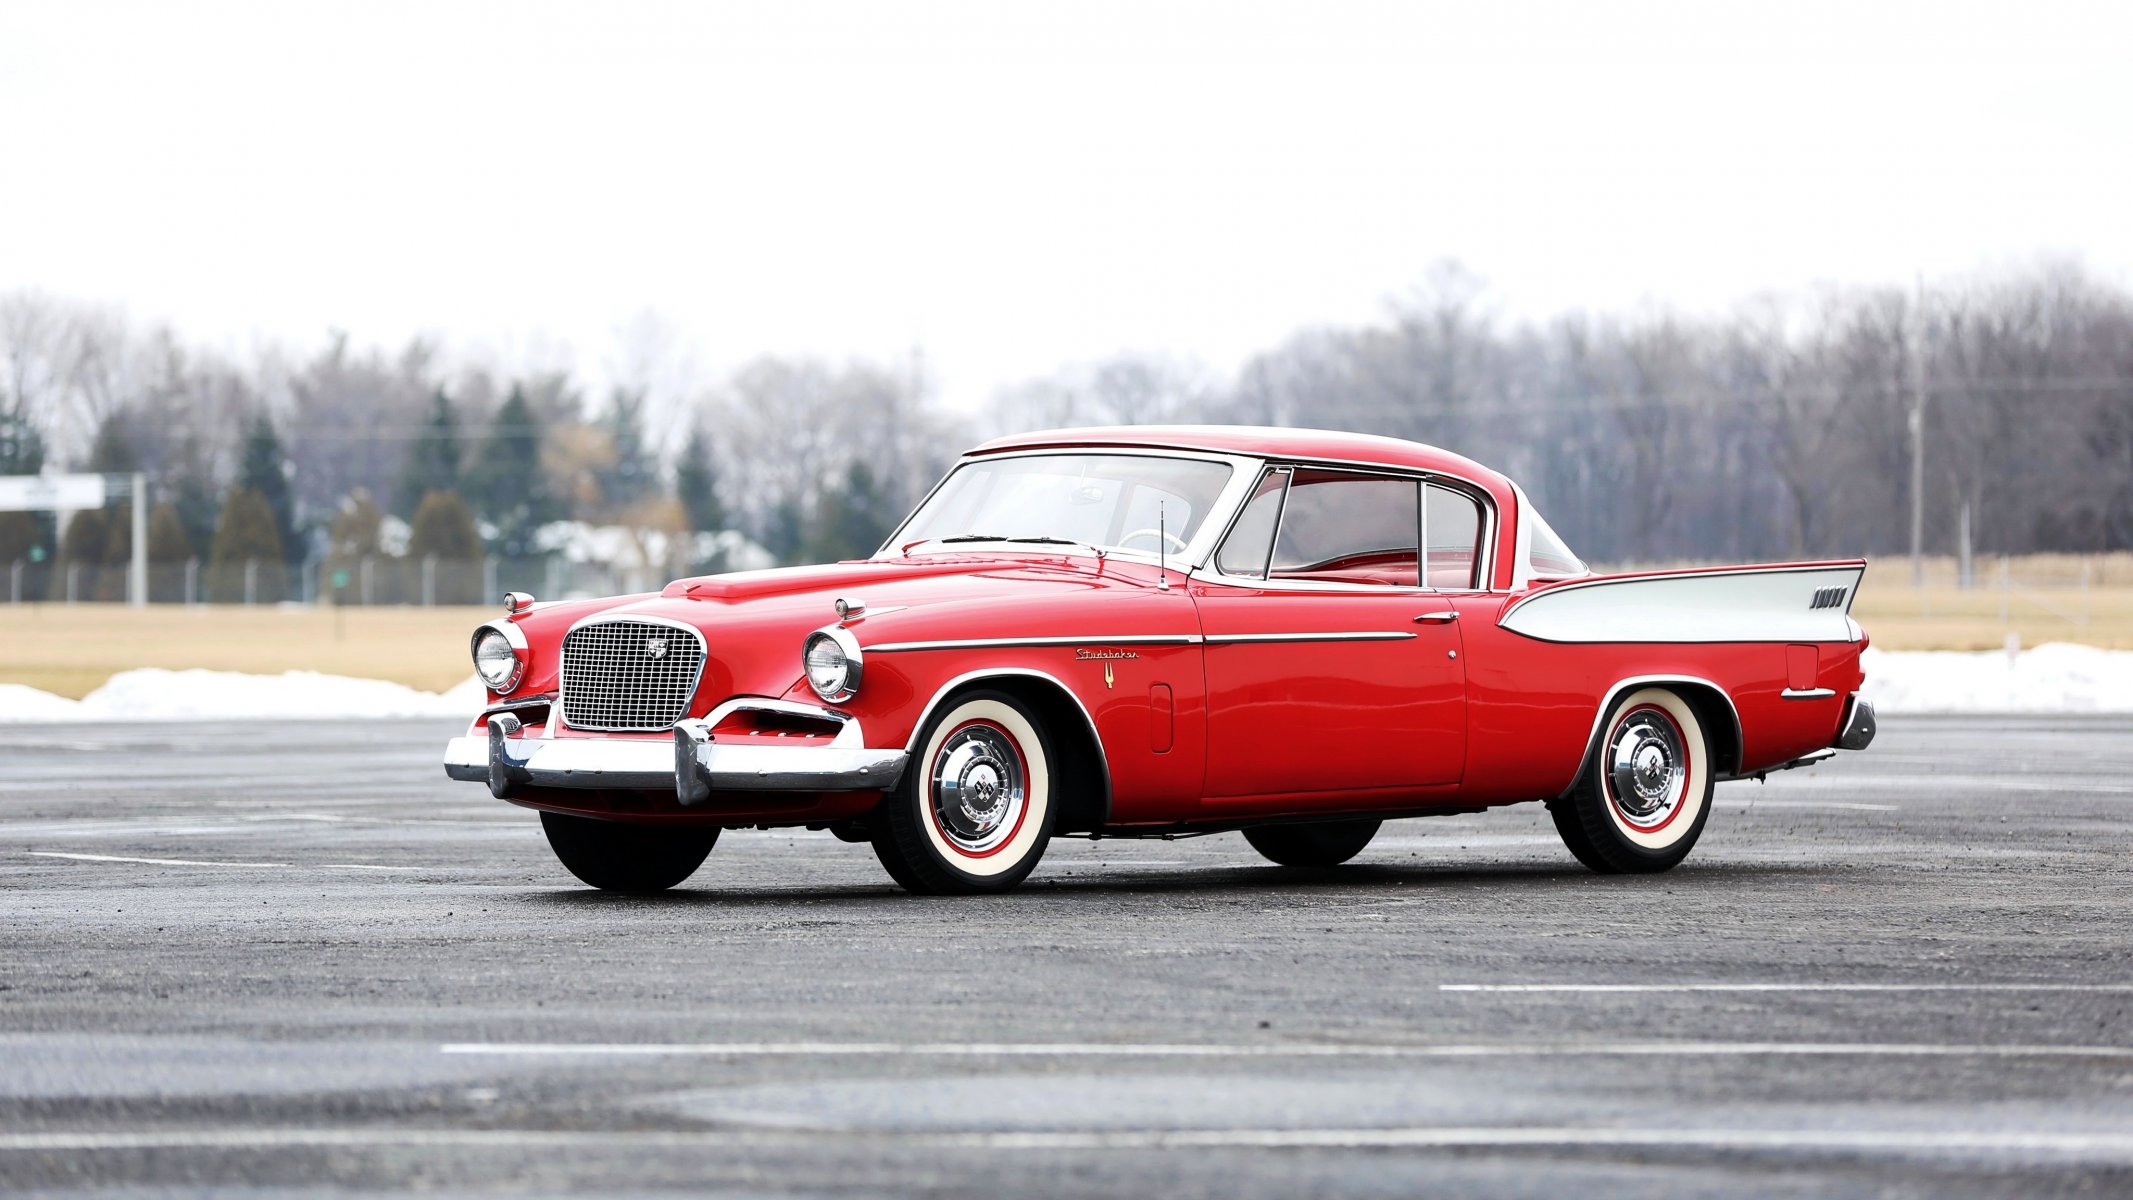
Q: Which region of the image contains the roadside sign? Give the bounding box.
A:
[0,474,107,511]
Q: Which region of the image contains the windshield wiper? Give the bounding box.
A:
[918,535,1105,558]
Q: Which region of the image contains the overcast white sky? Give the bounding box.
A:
[2,0,2128,411]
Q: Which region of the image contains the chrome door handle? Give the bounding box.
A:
[1413,610,1459,623]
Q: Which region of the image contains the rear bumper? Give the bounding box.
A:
[1836,695,1876,751]
[443,699,907,805]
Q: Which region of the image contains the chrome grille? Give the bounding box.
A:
[558,619,706,732]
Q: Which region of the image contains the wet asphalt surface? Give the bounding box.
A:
[0,715,2130,1198]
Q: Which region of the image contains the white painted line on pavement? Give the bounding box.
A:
[4,1126,2133,1157]
[1716,800,1900,811]
[436,1040,2133,1060]
[1441,983,2133,994]
[26,851,417,872]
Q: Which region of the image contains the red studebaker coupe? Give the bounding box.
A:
[444,427,1876,894]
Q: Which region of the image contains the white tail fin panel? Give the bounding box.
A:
[1499,563,1866,644]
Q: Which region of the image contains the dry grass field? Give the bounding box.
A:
[1850,554,2133,652]
[0,605,492,699]
[1,553,2128,698]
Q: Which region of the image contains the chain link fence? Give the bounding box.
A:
[3,558,690,606]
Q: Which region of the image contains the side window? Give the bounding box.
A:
[1267,469,1419,585]
[1214,469,1289,577]
[1424,484,1483,589]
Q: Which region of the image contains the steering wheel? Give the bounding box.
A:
[1119,527,1189,553]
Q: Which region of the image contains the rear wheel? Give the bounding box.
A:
[1243,818,1382,867]
[871,690,1056,895]
[1548,687,1714,873]
[540,811,717,893]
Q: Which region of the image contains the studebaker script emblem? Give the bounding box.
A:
[1073,648,1139,660]
[644,637,670,660]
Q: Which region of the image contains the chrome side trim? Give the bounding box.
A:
[1560,675,1745,800]
[1781,687,1837,700]
[1202,631,1417,644]
[902,668,1113,824]
[869,634,1202,653]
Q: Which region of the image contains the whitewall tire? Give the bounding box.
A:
[1548,687,1714,873]
[871,690,1056,894]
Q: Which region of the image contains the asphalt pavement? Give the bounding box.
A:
[1,714,2130,1197]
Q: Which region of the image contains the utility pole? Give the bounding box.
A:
[1908,275,1927,587]
[129,473,147,608]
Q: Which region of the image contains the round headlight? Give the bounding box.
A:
[803,629,861,702]
[473,628,522,691]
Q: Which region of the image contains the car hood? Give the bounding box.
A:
[507,553,1192,705]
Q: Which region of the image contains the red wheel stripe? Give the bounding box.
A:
[1607,704,1693,835]
[927,718,1033,860]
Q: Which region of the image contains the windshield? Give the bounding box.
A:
[892,453,1235,556]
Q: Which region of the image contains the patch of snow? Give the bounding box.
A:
[1862,643,2133,713]
[0,683,91,722]
[0,669,485,724]
[1,644,2126,724]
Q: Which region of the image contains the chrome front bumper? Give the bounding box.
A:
[442,699,907,805]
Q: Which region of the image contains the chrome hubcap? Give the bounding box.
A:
[931,724,1026,853]
[1608,709,1685,823]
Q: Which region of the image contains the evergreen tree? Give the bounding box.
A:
[406,490,483,560]
[58,510,108,564]
[238,415,300,564]
[146,503,192,602]
[0,410,53,566]
[0,410,41,474]
[406,489,484,604]
[804,462,896,563]
[597,387,654,513]
[86,413,142,474]
[762,498,805,566]
[208,487,286,602]
[394,390,462,517]
[170,472,221,567]
[327,490,384,561]
[0,511,39,565]
[675,426,725,533]
[463,386,557,557]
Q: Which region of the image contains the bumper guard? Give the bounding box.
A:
[443,699,907,805]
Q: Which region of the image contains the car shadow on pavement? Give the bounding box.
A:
[513,859,1838,908]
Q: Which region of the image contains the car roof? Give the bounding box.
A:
[969,425,1514,490]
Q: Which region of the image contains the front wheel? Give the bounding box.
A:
[1243,818,1382,867]
[540,811,717,893]
[1548,687,1714,873]
[871,689,1057,895]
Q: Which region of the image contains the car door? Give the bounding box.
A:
[1192,465,1470,802]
